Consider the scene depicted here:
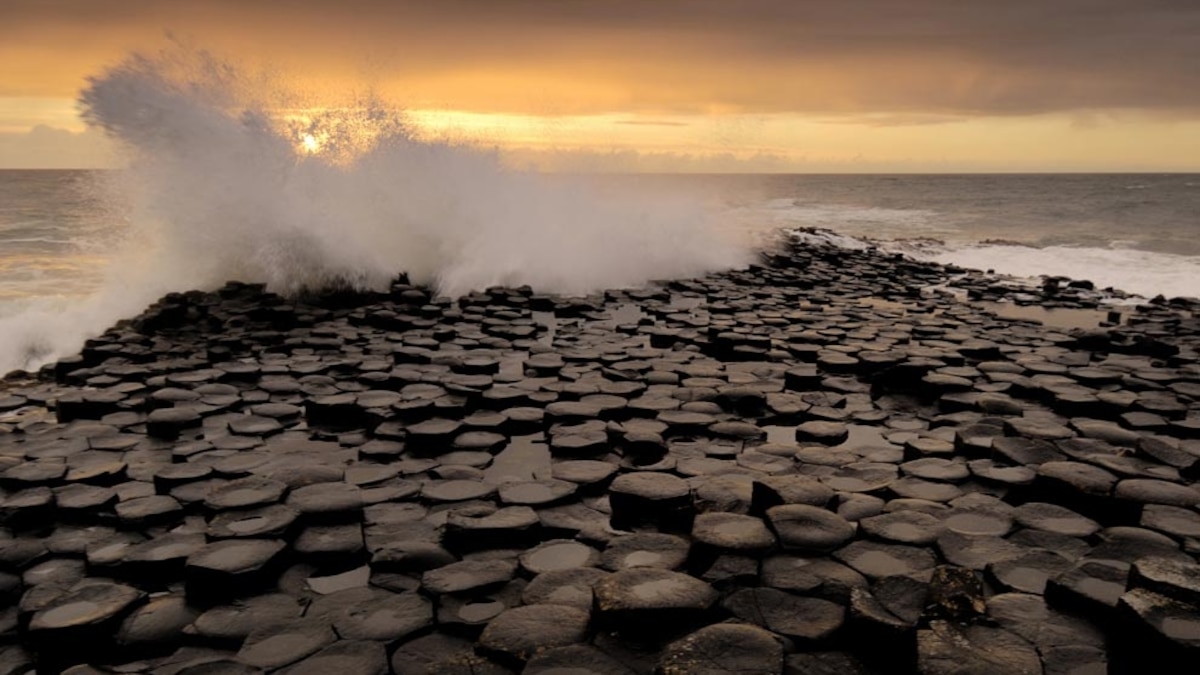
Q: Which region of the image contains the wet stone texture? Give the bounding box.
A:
[2,232,1200,673]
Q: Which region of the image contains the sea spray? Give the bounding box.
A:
[0,47,749,373]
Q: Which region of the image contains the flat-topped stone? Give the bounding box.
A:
[766,504,855,552]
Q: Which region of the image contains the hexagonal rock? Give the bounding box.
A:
[593,568,718,636]
[276,640,389,675]
[145,407,202,439]
[794,421,850,445]
[1141,504,1200,539]
[421,559,517,595]
[286,481,364,521]
[724,587,845,642]
[1044,560,1131,620]
[331,592,433,641]
[1116,588,1200,664]
[601,533,691,571]
[237,621,337,670]
[987,549,1073,595]
[523,645,635,675]
[691,512,776,553]
[404,418,464,453]
[28,580,145,637]
[860,510,945,545]
[444,506,541,552]
[516,564,606,608]
[751,475,835,511]
[1129,557,1200,606]
[608,471,694,532]
[189,593,302,644]
[552,460,619,488]
[115,594,199,649]
[1035,461,1117,497]
[185,539,288,605]
[1004,417,1075,441]
[208,504,300,539]
[766,504,855,552]
[478,604,591,665]
[917,620,1042,675]
[986,592,1106,652]
[659,623,784,675]
[498,479,577,507]
[204,477,289,511]
[834,541,937,581]
[1012,502,1100,537]
[1114,479,1200,507]
[519,540,601,575]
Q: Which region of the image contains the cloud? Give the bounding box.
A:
[0,0,1198,117]
[0,125,117,168]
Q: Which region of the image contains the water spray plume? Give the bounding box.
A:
[0,46,749,373]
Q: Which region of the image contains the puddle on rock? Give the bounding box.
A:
[977,302,1116,331]
[484,434,552,484]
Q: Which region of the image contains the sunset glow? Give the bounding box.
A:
[1,1,1198,171]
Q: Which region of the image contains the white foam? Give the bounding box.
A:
[0,47,749,374]
[924,243,1200,299]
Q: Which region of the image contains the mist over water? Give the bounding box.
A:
[0,48,749,373]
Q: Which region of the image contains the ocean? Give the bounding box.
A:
[1,170,1199,374]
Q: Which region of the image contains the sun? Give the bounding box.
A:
[300,133,321,153]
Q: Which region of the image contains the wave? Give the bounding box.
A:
[788,228,1200,301]
[925,243,1200,299]
[0,47,749,374]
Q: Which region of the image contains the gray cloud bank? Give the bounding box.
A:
[2,0,1198,116]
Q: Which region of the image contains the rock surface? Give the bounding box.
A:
[2,233,1199,672]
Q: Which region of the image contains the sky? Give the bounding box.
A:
[1,0,1199,171]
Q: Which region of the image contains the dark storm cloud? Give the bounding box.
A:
[2,0,1198,116]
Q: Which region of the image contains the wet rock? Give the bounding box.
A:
[115,593,199,651]
[237,621,337,670]
[593,568,717,636]
[1045,559,1130,616]
[332,591,433,641]
[444,506,540,552]
[519,540,600,574]
[27,581,145,659]
[761,555,867,601]
[478,604,591,666]
[834,540,937,581]
[860,510,944,545]
[522,567,609,610]
[724,587,845,642]
[917,620,1042,675]
[523,645,635,675]
[752,475,835,511]
[185,539,287,605]
[422,559,517,595]
[795,421,850,445]
[987,592,1105,651]
[988,549,1073,595]
[608,471,694,532]
[204,477,289,512]
[277,640,388,675]
[766,504,855,552]
[1115,588,1200,666]
[1129,557,1200,606]
[691,512,775,553]
[659,623,784,675]
[145,407,202,439]
[601,533,690,571]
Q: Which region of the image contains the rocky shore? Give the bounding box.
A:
[2,231,1199,674]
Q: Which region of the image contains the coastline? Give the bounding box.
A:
[1,232,1199,673]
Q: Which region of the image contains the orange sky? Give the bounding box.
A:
[2,0,1199,171]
